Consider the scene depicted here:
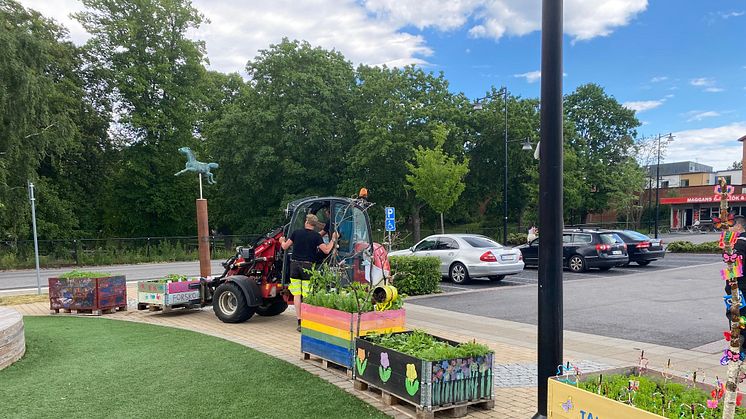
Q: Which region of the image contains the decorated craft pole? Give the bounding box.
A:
[175,147,219,278]
[716,176,742,419]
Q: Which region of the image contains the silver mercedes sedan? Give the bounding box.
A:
[388,234,524,284]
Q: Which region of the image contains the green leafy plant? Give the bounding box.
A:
[389,256,441,296]
[577,373,746,418]
[59,270,112,279]
[366,330,491,361]
[302,267,404,313]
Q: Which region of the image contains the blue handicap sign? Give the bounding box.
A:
[385,207,395,220]
[385,219,396,232]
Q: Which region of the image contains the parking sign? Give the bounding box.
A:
[385,207,395,232]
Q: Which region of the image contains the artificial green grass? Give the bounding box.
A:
[1,317,387,419]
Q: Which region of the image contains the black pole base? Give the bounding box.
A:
[532,413,548,419]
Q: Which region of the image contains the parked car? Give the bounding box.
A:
[388,234,524,284]
[517,229,629,272]
[611,230,665,266]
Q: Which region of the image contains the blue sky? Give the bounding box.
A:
[20,0,746,169]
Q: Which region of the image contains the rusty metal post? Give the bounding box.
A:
[196,198,211,278]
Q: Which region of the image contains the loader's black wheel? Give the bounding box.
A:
[256,298,288,317]
[213,282,255,323]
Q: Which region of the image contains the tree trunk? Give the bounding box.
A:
[412,204,421,243]
[440,212,444,234]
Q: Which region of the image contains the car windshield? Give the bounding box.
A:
[600,233,624,245]
[622,230,650,241]
[462,236,502,248]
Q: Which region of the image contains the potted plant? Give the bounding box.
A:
[354,330,494,417]
[137,273,201,312]
[547,365,746,418]
[301,267,405,371]
[49,270,126,314]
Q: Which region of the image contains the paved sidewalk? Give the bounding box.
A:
[9,284,730,418]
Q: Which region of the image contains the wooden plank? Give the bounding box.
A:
[301,303,353,323]
[301,328,351,349]
[300,335,353,369]
[356,308,405,323]
[300,308,354,330]
[301,319,353,341]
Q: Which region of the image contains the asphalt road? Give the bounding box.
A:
[413,253,726,350]
[0,260,226,292]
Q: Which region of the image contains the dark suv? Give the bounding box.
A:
[517,229,629,272]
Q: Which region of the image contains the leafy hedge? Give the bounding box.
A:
[389,256,441,296]
[666,241,720,253]
[506,233,527,246]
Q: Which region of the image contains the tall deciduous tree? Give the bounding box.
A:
[564,83,640,222]
[75,0,209,236]
[406,125,470,233]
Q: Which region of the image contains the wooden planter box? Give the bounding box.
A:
[300,303,405,370]
[548,367,718,419]
[355,332,494,416]
[49,275,127,314]
[137,279,201,311]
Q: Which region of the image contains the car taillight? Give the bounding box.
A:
[518,253,523,261]
[595,244,610,252]
[636,242,650,248]
[480,252,497,262]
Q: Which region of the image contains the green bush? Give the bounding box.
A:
[389,256,441,296]
[506,233,526,246]
[666,241,720,253]
[59,270,112,279]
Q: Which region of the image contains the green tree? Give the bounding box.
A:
[207,39,357,233]
[75,0,209,236]
[729,161,743,170]
[344,65,467,241]
[0,0,111,241]
[564,83,640,222]
[405,125,470,233]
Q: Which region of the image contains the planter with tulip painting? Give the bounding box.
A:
[547,366,746,418]
[354,332,494,411]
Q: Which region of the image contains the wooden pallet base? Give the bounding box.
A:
[136,302,198,313]
[355,380,494,419]
[50,306,127,316]
[301,352,353,379]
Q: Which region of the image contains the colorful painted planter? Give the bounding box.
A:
[49,275,127,313]
[547,367,719,419]
[137,279,201,309]
[300,303,405,369]
[355,333,494,410]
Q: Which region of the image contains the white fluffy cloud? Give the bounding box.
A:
[685,111,721,122]
[623,99,665,113]
[667,122,746,169]
[514,70,543,83]
[364,0,648,41]
[17,0,647,75]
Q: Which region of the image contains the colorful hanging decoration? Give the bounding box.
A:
[721,231,739,249]
[713,212,735,230]
[721,258,744,281]
[714,183,736,200]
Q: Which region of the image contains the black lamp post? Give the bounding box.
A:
[654,133,674,238]
[473,92,533,244]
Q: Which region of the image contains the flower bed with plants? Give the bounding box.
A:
[49,270,127,314]
[548,366,746,418]
[301,268,405,370]
[355,330,494,412]
[137,274,201,311]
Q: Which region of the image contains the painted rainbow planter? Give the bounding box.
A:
[137,279,202,311]
[49,275,127,314]
[354,332,494,413]
[547,367,719,419]
[300,303,405,369]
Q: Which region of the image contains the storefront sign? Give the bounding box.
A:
[661,194,746,205]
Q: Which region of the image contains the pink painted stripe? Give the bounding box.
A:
[167,281,200,293]
[301,303,353,322]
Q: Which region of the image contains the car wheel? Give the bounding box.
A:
[598,267,612,272]
[489,275,506,282]
[568,255,586,273]
[449,262,470,284]
[636,260,651,266]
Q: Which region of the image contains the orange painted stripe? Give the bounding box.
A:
[301,309,353,331]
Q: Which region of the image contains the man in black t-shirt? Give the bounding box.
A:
[280,214,338,330]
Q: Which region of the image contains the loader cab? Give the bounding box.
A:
[282,197,374,286]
